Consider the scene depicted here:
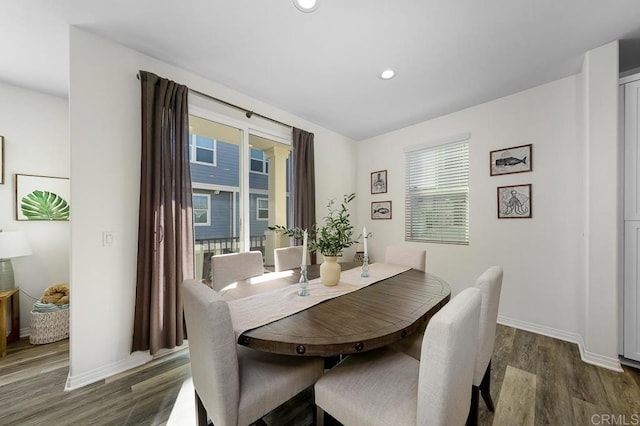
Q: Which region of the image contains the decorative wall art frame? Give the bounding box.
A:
[371,170,387,194]
[490,144,532,176]
[371,200,392,220]
[497,184,531,219]
[15,174,70,221]
[0,136,4,184]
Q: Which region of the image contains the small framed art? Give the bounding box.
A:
[16,174,70,221]
[371,201,392,220]
[371,170,387,194]
[497,184,531,219]
[490,144,532,176]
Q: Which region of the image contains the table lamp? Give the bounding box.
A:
[0,230,32,291]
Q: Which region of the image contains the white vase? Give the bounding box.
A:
[320,256,341,286]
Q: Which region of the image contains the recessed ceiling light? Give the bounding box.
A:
[293,0,319,13]
[380,69,396,80]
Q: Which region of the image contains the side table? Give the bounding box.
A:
[0,287,20,357]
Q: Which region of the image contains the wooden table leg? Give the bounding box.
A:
[8,290,19,343]
[0,289,20,357]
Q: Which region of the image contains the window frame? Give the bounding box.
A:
[256,197,269,221]
[193,193,211,227]
[190,134,217,166]
[404,133,470,245]
[250,149,268,175]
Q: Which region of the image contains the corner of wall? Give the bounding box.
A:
[581,40,621,362]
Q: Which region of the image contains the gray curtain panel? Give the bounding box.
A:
[132,71,194,354]
[292,127,317,264]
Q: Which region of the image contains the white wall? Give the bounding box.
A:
[357,75,584,332]
[0,82,69,335]
[67,27,356,388]
[356,42,622,370]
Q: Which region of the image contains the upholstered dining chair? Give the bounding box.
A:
[467,266,503,425]
[210,251,264,292]
[384,245,427,271]
[182,279,325,426]
[391,266,504,426]
[314,287,481,426]
[274,246,309,272]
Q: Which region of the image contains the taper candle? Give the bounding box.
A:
[363,226,368,258]
[302,230,308,266]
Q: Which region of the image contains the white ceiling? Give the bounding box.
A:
[2,1,640,141]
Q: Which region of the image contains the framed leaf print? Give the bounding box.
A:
[16,174,70,221]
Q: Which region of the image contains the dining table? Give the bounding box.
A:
[220,262,451,357]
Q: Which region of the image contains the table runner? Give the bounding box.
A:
[227,262,410,338]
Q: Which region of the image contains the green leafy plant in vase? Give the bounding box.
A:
[270,193,357,286]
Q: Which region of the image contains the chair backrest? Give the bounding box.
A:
[274,246,309,272]
[473,266,503,386]
[211,251,264,291]
[181,280,240,426]
[384,246,426,271]
[417,287,481,426]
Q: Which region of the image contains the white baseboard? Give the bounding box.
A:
[19,327,30,338]
[498,315,623,372]
[64,351,152,391]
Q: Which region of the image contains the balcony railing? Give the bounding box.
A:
[195,235,266,281]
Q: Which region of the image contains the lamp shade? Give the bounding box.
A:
[0,231,32,259]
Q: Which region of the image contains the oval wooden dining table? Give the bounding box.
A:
[220,263,451,357]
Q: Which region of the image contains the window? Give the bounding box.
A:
[250,149,268,174]
[405,134,469,244]
[190,134,217,166]
[256,198,268,221]
[193,193,211,226]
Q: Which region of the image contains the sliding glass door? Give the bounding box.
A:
[188,106,291,281]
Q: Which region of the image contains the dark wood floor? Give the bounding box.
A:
[1,325,639,425]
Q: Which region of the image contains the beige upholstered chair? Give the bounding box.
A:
[210,251,264,292]
[182,279,325,426]
[314,287,481,426]
[274,246,309,272]
[468,266,503,425]
[384,246,426,271]
[391,266,504,425]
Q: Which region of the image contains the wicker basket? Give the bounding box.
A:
[29,308,70,344]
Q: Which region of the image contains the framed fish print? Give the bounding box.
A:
[490,144,532,176]
[497,184,532,219]
[371,201,392,220]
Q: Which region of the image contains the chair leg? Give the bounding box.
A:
[195,390,208,426]
[479,360,495,412]
[466,386,479,426]
[316,405,325,426]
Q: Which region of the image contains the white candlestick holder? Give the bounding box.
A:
[298,264,310,296]
[361,255,370,278]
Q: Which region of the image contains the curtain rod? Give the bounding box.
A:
[136,73,292,129]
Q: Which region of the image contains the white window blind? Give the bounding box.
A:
[405,135,469,245]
